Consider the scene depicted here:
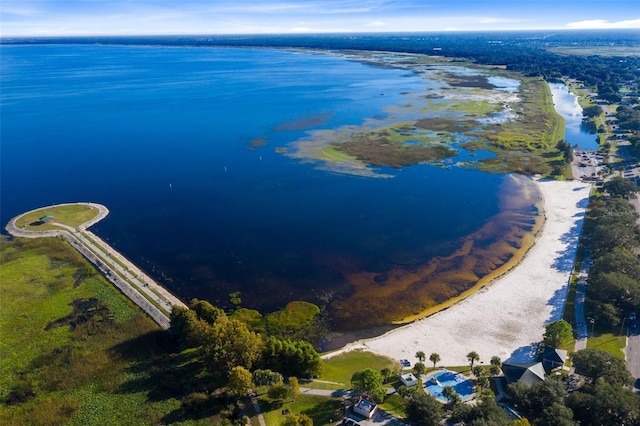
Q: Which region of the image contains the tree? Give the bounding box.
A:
[603,176,640,199]
[405,391,444,426]
[351,368,386,403]
[429,353,440,369]
[567,380,640,426]
[538,402,578,426]
[509,378,567,421]
[442,386,458,404]
[472,365,485,378]
[415,351,426,362]
[268,382,290,402]
[591,248,640,281]
[467,351,480,370]
[453,398,510,425]
[227,366,253,397]
[253,369,283,390]
[490,356,502,376]
[288,376,300,402]
[205,315,263,376]
[380,367,392,383]
[543,320,574,347]
[583,105,603,118]
[413,362,427,377]
[283,413,313,426]
[556,140,574,164]
[260,337,323,378]
[190,298,225,325]
[571,348,633,386]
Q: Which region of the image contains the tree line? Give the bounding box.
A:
[585,179,640,326]
[170,299,323,380]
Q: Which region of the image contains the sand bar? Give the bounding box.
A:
[325,179,591,365]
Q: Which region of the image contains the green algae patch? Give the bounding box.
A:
[264,301,321,334]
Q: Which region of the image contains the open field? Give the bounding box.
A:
[548,46,640,57]
[14,204,100,231]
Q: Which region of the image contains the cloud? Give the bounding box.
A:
[478,17,527,25]
[209,0,387,15]
[367,20,387,27]
[566,18,640,29]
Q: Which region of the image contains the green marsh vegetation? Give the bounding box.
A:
[0,237,251,425]
[290,57,571,178]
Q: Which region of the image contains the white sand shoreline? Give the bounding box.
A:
[324,178,591,366]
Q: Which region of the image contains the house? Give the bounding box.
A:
[542,347,568,373]
[400,372,418,387]
[502,362,546,386]
[353,398,377,419]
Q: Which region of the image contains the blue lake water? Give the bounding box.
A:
[2,44,522,322]
[548,82,599,150]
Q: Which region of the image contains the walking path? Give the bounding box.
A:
[574,257,590,352]
[5,202,187,329]
[248,392,267,426]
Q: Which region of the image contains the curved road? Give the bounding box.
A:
[5,202,187,329]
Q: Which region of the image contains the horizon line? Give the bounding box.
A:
[3,27,640,39]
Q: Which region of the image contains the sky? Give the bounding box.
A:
[2,0,639,37]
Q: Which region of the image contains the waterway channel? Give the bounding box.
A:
[548,82,599,151]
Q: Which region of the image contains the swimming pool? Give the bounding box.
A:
[425,370,475,402]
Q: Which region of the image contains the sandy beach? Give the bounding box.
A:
[325,178,591,366]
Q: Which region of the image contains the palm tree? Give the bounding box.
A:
[467,351,480,370]
[472,365,485,379]
[476,376,490,395]
[442,386,458,405]
[415,351,426,362]
[429,352,441,369]
[489,356,502,376]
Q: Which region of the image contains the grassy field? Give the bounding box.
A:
[259,394,343,426]
[587,333,627,359]
[14,204,100,231]
[316,350,398,390]
[548,46,640,58]
[0,237,218,425]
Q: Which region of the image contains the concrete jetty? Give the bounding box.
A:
[5,202,187,329]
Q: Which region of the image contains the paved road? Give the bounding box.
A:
[5,202,186,329]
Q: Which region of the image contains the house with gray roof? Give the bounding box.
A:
[502,362,546,386]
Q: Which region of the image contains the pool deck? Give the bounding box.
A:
[424,369,475,403]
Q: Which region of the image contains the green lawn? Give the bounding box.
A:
[15,204,100,231]
[316,350,398,390]
[587,333,626,359]
[379,393,407,419]
[259,394,343,426]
